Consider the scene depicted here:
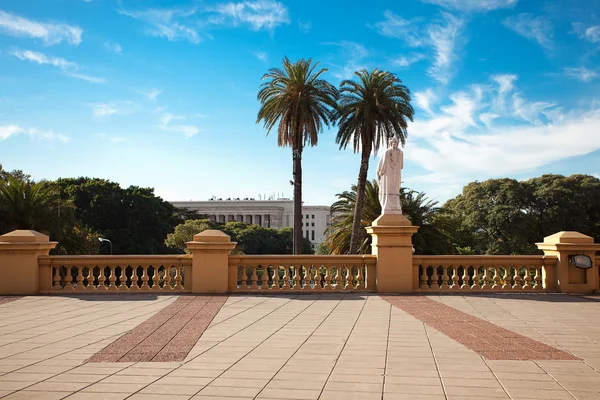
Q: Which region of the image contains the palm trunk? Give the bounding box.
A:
[293,149,303,255]
[349,143,372,254]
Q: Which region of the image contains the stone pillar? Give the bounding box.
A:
[0,230,58,295]
[366,214,419,293]
[536,231,600,294]
[186,230,236,293]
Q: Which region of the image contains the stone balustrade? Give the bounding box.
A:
[39,255,191,292]
[414,255,557,292]
[0,224,598,295]
[228,255,376,292]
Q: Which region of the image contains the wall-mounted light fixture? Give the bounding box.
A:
[568,254,592,269]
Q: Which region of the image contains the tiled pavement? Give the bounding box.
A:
[0,294,598,399]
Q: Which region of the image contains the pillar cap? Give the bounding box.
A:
[542,231,594,244]
[192,230,231,242]
[0,230,49,243]
[372,214,412,226]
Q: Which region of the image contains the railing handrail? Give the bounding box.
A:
[413,254,557,265]
[39,255,192,265]
[229,254,377,265]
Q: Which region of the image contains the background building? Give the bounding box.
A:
[170,198,331,249]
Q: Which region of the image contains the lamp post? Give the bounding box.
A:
[98,237,113,255]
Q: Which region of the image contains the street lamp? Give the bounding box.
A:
[98,237,113,255]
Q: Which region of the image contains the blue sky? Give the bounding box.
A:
[1,0,599,207]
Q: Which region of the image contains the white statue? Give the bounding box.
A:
[377,137,403,214]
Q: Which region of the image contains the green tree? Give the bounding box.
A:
[165,220,314,254]
[0,175,61,233]
[55,178,180,254]
[336,69,414,254]
[325,179,450,255]
[257,57,339,254]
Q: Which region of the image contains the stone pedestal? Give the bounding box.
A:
[0,230,57,295]
[366,214,419,293]
[536,231,600,294]
[186,230,237,294]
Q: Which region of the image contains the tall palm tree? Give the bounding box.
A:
[0,175,60,233]
[336,69,414,254]
[325,179,452,255]
[257,57,339,254]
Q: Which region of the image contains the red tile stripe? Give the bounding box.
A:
[88,295,227,363]
[0,297,21,305]
[381,295,580,361]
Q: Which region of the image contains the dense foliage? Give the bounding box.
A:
[325,179,452,255]
[165,219,314,255]
[442,174,600,255]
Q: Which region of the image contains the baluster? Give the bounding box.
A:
[481,267,490,290]
[272,266,280,289]
[304,265,313,289]
[430,266,440,290]
[472,266,481,290]
[280,266,288,289]
[502,267,513,290]
[261,266,270,289]
[420,266,429,289]
[323,265,331,290]
[87,267,95,289]
[97,266,108,290]
[250,266,259,290]
[345,266,354,290]
[174,266,182,289]
[440,266,450,290]
[461,265,470,289]
[522,267,532,290]
[53,266,62,289]
[514,266,523,289]
[450,267,460,290]
[534,267,542,290]
[138,266,148,289]
[491,266,501,290]
[74,266,84,290]
[293,266,301,289]
[356,265,365,290]
[108,266,117,290]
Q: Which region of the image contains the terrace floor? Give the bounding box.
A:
[0,293,599,399]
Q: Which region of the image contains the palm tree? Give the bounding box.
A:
[325,179,452,255]
[0,175,60,233]
[336,69,414,254]
[257,57,339,254]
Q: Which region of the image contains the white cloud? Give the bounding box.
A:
[119,6,202,44]
[0,10,82,46]
[140,88,162,101]
[427,12,464,84]
[479,112,499,127]
[90,102,137,117]
[323,41,369,80]
[414,88,436,115]
[298,20,312,33]
[563,67,597,82]
[403,82,600,202]
[0,124,22,140]
[375,11,463,84]
[158,112,200,138]
[491,73,517,111]
[213,0,289,30]
[393,53,425,68]
[11,49,106,84]
[375,11,424,47]
[503,13,553,51]
[63,72,107,84]
[420,0,517,12]
[572,23,600,43]
[11,50,76,70]
[0,125,68,142]
[254,51,268,63]
[105,41,122,54]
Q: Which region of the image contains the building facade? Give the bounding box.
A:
[170,198,331,249]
